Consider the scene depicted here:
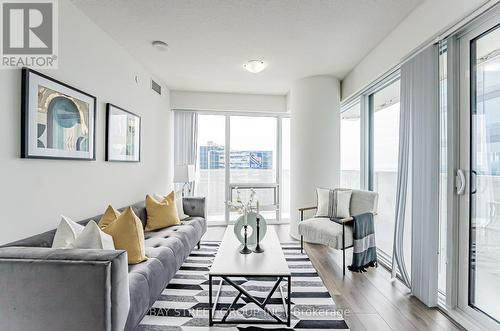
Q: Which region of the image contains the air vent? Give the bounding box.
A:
[151,79,162,95]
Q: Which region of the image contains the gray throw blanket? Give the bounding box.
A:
[347,212,377,272]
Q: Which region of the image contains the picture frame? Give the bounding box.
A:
[21,68,97,160]
[105,103,141,162]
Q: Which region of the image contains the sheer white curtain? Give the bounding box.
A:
[174,111,198,191]
[394,44,439,306]
[174,111,198,166]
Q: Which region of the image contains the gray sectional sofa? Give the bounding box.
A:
[0,197,207,331]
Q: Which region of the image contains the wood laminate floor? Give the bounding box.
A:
[202,224,463,331]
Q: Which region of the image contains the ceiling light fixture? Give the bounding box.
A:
[152,40,169,51]
[243,60,267,73]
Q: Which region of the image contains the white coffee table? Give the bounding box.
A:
[208,225,292,326]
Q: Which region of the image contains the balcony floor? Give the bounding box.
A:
[203,224,462,331]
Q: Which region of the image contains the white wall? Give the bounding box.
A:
[0,1,172,244]
[341,0,491,100]
[290,76,340,238]
[170,90,287,113]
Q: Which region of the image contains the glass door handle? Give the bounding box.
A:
[471,170,477,194]
[456,169,466,195]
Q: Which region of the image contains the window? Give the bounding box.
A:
[229,116,277,183]
[340,102,361,188]
[370,79,400,260]
[229,116,278,222]
[341,75,406,272]
[196,114,226,222]
[183,111,289,223]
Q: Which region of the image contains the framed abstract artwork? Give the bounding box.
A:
[105,103,141,162]
[21,68,96,160]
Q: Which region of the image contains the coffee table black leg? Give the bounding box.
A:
[209,275,213,326]
[287,275,291,327]
[210,275,291,325]
[221,292,242,323]
[222,276,284,323]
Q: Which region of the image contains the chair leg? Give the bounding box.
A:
[342,223,346,276]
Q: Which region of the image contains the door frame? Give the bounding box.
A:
[457,10,500,330]
[182,110,290,225]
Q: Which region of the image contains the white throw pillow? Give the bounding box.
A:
[52,216,115,249]
[52,216,84,248]
[175,191,189,220]
[314,188,352,219]
[155,191,189,220]
[315,188,331,218]
[70,221,115,250]
[333,189,352,219]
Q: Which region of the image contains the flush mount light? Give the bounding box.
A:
[243,60,267,73]
[152,40,168,51]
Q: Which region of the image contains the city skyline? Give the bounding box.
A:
[199,142,273,170]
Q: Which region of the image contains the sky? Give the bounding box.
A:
[198,115,280,151]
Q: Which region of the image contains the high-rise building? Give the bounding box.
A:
[199,142,273,169]
[199,142,225,169]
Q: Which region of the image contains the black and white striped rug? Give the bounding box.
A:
[138,241,349,330]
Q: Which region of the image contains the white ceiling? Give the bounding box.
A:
[71,0,423,95]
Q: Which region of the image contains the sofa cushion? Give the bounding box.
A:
[144,236,186,269]
[145,247,177,285]
[298,218,353,249]
[182,217,205,240]
[128,257,167,306]
[145,225,196,257]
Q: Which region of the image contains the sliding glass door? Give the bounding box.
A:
[196,114,226,222]
[340,77,406,270]
[369,79,401,261]
[340,102,361,188]
[458,19,500,328]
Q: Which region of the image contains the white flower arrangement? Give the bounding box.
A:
[227,188,258,216]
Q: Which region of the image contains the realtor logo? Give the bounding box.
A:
[1,0,58,68]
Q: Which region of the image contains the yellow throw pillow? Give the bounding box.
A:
[98,205,121,229]
[145,192,180,232]
[101,207,147,264]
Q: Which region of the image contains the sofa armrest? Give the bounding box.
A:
[0,247,129,331]
[183,196,206,219]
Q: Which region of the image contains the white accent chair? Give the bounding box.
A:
[298,189,378,275]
